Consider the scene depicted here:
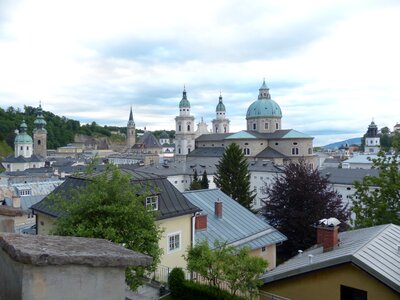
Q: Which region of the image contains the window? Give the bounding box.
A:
[187,125,190,131]
[26,146,29,150]
[178,148,181,154]
[308,148,312,154]
[264,122,269,130]
[262,246,266,252]
[275,142,279,145]
[340,285,367,300]
[38,140,41,145]
[243,148,250,155]
[293,142,298,145]
[215,127,218,133]
[275,123,279,129]
[224,127,227,133]
[253,123,257,130]
[20,146,23,150]
[145,196,158,211]
[168,232,181,253]
[178,125,181,131]
[292,147,299,155]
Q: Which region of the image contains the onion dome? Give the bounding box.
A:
[179,87,190,108]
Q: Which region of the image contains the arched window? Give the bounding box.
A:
[253,123,256,130]
[276,123,279,129]
[178,125,181,132]
[38,140,41,145]
[292,147,299,155]
[243,148,250,155]
[187,125,190,131]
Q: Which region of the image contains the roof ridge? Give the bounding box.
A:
[351,224,391,255]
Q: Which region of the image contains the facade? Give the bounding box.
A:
[364,120,380,154]
[212,93,230,134]
[127,106,136,148]
[174,87,196,160]
[260,223,400,300]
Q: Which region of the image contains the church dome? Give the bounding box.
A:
[179,87,190,108]
[246,80,282,118]
[216,95,226,112]
[15,133,33,144]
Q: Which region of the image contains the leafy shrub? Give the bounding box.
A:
[174,280,246,300]
[168,268,185,298]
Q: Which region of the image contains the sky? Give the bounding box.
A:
[0,0,399,146]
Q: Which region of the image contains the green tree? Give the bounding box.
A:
[224,247,266,297]
[190,169,202,190]
[201,170,209,189]
[50,164,163,290]
[214,143,255,209]
[263,160,349,259]
[185,240,266,297]
[351,152,400,228]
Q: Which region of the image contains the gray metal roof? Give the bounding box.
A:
[183,189,286,251]
[188,147,225,158]
[255,147,287,159]
[261,224,400,293]
[320,168,380,185]
[136,158,220,176]
[248,160,284,173]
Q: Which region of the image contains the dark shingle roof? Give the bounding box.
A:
[31,166,200,220]
[138,132,162,148]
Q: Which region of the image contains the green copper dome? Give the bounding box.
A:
[179,87,191,108]
[216,95,226,112]
[246,80,282,118]
[15,133,33,144]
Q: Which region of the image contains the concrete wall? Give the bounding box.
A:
[261,263,399,300]
[158,214,192,269]
[0,249,126,300]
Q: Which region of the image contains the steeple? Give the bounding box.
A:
[34,103,47,131]
[126,106,136,148]
[179,86,191,109]
[258,78,271,100]
[33,103,47,158]
[212,92,230,134]
[128,106,135,126]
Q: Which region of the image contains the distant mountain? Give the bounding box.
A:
[323,137,362,149]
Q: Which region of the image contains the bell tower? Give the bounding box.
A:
[212,92,230,133]
[33,103,47,158]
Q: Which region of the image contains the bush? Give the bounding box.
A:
[174,280,246,300]
[168,268,185,298]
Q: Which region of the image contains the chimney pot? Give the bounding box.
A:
[308,254,313,264]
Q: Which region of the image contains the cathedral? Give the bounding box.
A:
[174,80,317,167]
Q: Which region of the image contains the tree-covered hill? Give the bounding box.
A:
[0,106,124,150]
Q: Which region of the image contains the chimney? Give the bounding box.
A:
[316,218,341,252]
[215,199,222,218]
[12,196,21,208]
[195,214,207,231]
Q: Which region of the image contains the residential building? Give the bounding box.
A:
[183,189,287,269]
[31,167,200,272]
[260,222,400,300]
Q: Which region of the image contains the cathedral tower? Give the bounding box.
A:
[364,120,380,154]
[175,87,195,159]
[33,103,47,158]
[212,92,230,133]
[127,106,136,148]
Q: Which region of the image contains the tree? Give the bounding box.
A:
[201,170,209,189]
[50,164,163,290]
[262,160,349,259]
[214,143,255,209]
[185,240,266,297]
[224,247,266,297]
[190,169,202,190]
[351,152,400,228]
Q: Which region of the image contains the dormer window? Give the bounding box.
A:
[145,196,159,211]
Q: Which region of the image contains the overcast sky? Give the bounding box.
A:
[1,0,399,146]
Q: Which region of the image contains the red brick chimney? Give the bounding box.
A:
[215,199,222,218]
[316,218,341,252]
[195,214,207,230]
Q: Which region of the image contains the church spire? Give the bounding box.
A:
[128,106,135,126]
